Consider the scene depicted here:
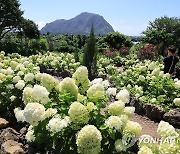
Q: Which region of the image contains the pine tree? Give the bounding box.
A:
[83,24,97,79]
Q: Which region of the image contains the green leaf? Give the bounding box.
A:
[107,128,115,140]
[100,124,107,130]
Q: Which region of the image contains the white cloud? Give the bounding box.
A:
[110,21,148,36]
[35,21,46,30]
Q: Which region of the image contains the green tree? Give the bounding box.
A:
[104,32,132,50]
[0,0,39,40]
[143,16,180,55]
[83,24,97,78]
[21,19,40,39]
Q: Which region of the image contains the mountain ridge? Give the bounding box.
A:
[40,12,114,35]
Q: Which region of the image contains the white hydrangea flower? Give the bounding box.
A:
[159,143,179,154]
[72,66,90,94]
[41,73,59,92]
[108,101,125,116]
[106,88,117,96]
[139,66,147,72]
[159,71,164,77]
[45,108,57,118]
[34,73,42,81]
[157,121,179,138]
[173,98,180,107]
[23,103,46,126]
[25,130,35,142]
[91,78,103,85]
[15,80,25,90]
[151,98,156,103]
[115,139,127,152]
[151,76,156,81]
[68,102,89,125]
[174,80,180,89]
[123,120,142,136]
[87,83,105,102]
[48,117,69,133]
[15,64,26,72]
[135,93,140,98]
[24,73,34,82]
[10,61,18,70]
[116,89,130,104]
[10,95,16,102]
[59,77,78,99]
[22,87,33,104]
[102,80,110,88]
[13,75,21,83]
[17,71,24,76]
[174,78,179,82]
[14,107,25,122]
[6,84,14,89]
[32,85,49,104]
[76,125,102,154]
[138,146,153,154]
[6,67,14,75]
[122,107,135,117]
[105,116,123,130]
[86,102,97,112]
[163,73,170,78]
[0,69,7,74]
[148,62,156,70]
[23,61,29,67]
[151,67,160,76]
[138,75,145,81]
[33,66,40,71]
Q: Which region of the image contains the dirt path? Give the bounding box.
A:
[130,113,160,138]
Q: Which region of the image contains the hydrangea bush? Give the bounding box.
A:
[13,65,142,153]
[100,55,180,110]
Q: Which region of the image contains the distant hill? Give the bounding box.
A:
[40,12,114,35]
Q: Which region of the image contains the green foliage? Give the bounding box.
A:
[0,0,23,39]
[143,16,180,56]
[0,0,39,40]
[104,32,133,50]
[57,40,69,52]
[22,19,40,39]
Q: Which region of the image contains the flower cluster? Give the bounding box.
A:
[59,77,78,100]
[157,121,179,137]
[23,85,49,105]
[105,116,123,130]
[123,120,142,136]
[108,101,125,116]
[72,66,90,94]
[68,102,89,125]
[23,103,46,126]
[48,117,70,133]
[87,83,105,102]
[116,89,130,104]
[76,125,102,154]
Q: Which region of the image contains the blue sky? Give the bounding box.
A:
[19,0,180,36]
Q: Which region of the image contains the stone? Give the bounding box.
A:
[1,140,25,154]
[0,118,9,129]
[163,108,180,127]
[0,128,19,145]
[19,127,27,135]
[129,97,145,115]
[145,104,166,121]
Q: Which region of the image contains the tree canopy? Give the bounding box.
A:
[104,32,132,50]
[143,16,180,55]
[0,0,39,40]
